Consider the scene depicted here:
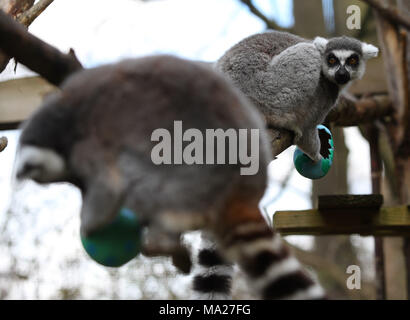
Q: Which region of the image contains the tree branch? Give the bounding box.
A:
[0,0,55,73]
[17,0,54,26]
[0,9,83,86]
[0,0,34,18]
[361,0,410,30]
[270,94,393,157]
[268,127,294,158]
[0,5,394,159]
[239,0,292,32]
[0,136,8,152]
[327,94,393,126]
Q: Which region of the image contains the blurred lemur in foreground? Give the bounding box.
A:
[192,31,378,299]
[16,55,325,299]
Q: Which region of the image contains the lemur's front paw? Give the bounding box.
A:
[293,125,334,180]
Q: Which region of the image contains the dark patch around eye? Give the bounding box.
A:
[327,54,339,66]
[347,54,359,67]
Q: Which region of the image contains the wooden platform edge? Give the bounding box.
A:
[0,76,56,130]
[273,205,410,236]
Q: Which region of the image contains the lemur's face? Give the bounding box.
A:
[322,49,364,85]
[313,36,379,87]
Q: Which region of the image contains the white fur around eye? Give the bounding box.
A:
[330,49,357,65]
[362,43,379,59]
[313,37,328,53]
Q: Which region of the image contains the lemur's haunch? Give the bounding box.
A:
[216,31,378,162]
[16,55,324,299]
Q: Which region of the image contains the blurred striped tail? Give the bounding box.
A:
[222,222,325,299]
[192,233,234,299]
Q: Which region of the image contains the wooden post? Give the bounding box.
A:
[373,0,410,299]
[396,0,410,298]
[273,203,410,236]
[368,124,386,300]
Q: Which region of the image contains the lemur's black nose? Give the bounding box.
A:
[335,67,350,85]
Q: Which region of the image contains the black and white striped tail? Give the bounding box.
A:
[192,233,234,299]
[222,223,326,300]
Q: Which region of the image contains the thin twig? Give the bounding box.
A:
[327,94,393,126]
[239,0,292,32]
[361,0,410,30]
[0,0,34,18]
[0,9,83,86]
[0,136,8,152]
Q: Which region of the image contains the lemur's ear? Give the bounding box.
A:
[313,37,328,54]
[362,42,379,59]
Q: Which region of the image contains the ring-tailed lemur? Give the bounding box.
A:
[217,31,378,162]
[15,55,324,300]
[192,31,378,299]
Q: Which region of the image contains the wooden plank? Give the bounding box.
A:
[318,194,384,210]
[273,205,410,236]
[0,76,56,130]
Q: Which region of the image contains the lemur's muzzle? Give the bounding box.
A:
[335,67,350,85]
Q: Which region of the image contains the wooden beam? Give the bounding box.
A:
[0,76,56,130]
[274,205,410,236]
[318,194,383,210]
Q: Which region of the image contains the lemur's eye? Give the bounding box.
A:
[327,55,337,65]
[347,55,359,66]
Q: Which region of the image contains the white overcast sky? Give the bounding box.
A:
[1,0,294,80]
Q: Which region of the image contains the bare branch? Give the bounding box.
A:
[0,0,54,73]
[327,94,394,126]
[270,94,393,157]
[239,0,292,32]
[0,136,8,152]
[17,0,54,27]
[0,4,394,159]
[0,9,83,86]
[361,0,410,30]
[0,0,34,18]
[0,0,34,71]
